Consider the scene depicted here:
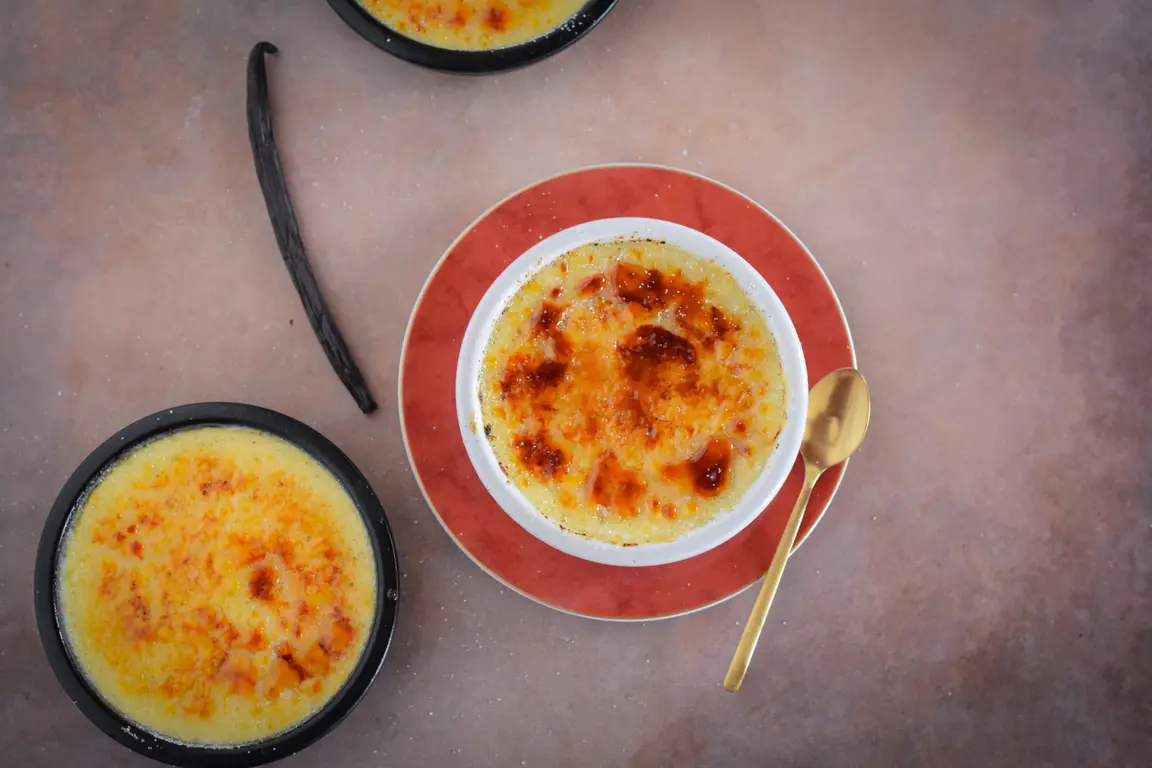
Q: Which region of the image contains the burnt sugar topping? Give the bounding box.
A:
[479,240,787,545]
[356,0,589,51]
[57,427,377,745]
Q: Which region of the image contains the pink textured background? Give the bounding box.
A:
[1,1,1148,765]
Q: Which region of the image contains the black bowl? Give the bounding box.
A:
[326,0,618,73]
[33,403,400,768]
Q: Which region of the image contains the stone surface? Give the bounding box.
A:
[1,1,1149,766]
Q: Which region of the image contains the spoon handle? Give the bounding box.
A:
[723,461,822,691]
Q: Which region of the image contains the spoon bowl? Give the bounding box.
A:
[802,368,872,470]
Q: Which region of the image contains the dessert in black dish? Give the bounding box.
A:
[34,403,399,768]
[326,0,618,73]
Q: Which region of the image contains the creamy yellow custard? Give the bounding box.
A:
[479,240,787,545]
[357,0,588,50]
[57,426,377,746]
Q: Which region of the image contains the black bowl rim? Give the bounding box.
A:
[33,403,400,768]
[325,0,619,73]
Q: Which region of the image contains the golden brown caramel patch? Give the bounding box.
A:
[500,354,568,400]
[589,453,647,518]
[531,300,565,336]
[577,274,603,295]
[514,430,568,479]
[618,324,697,383]
[613,262,668,310]
[248,566,277,601]
[663,437,734,498]
[484,6,507,31]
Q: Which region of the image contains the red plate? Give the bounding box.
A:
[399,165,855,620]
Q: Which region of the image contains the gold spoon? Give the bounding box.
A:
[723,367,871,691]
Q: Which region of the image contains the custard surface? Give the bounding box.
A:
[357,0,588,50]
[57,426,377,745]
[478,240,787,544]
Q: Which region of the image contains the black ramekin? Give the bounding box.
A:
[325,0,619,73]
[33,403,400,767]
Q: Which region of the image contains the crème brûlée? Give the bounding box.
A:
[356,0,588,50]
[56,426,376,746]
[478,239,787,545]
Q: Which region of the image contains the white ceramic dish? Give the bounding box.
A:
[455,217,807,567]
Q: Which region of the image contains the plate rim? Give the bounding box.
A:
[398,162,857,621]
